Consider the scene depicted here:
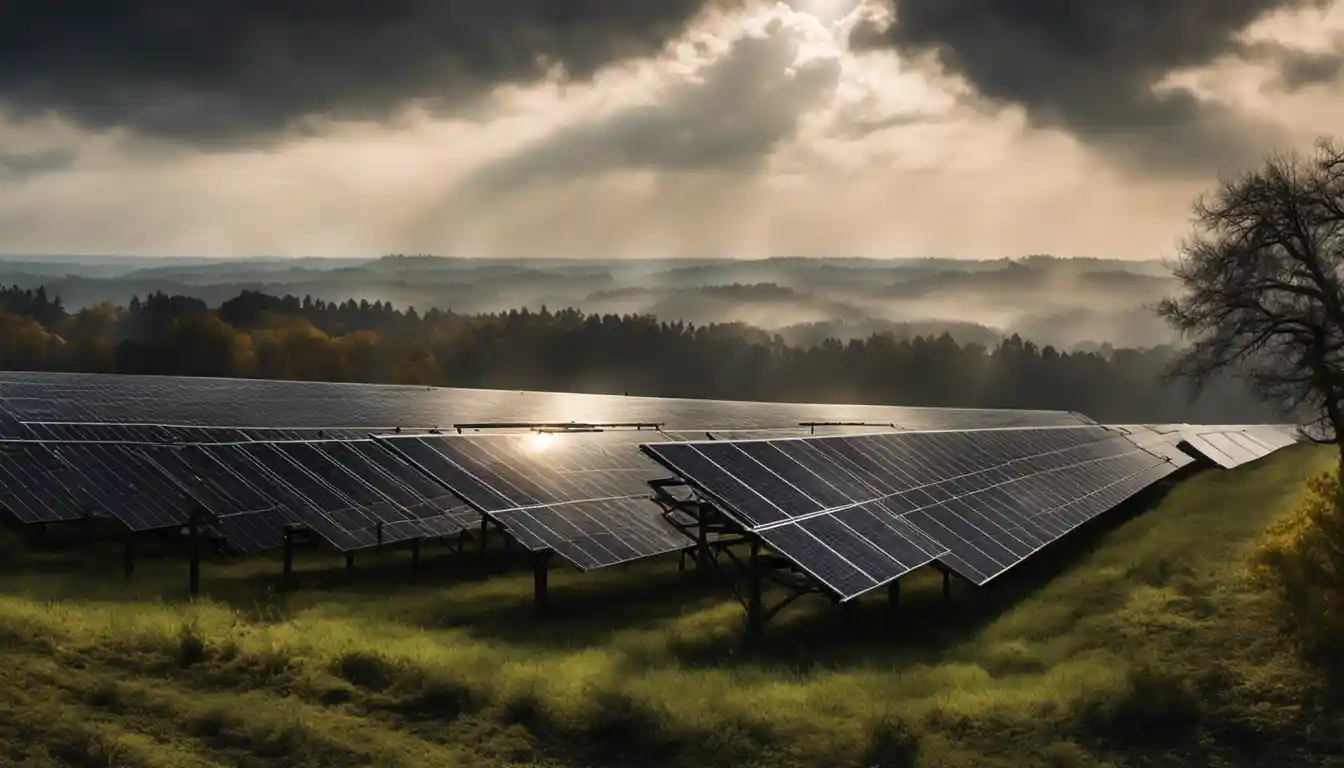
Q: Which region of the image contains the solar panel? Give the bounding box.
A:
[0,405,27,438]
[270,440,476,539]
[150,444,295,552]
[1167,424,1301,469]
[377,431,694,570]
[0,442,87,524]
[1111,425,1196,468]
[0,370,1088,431]
[46,441,203,532]
[192,443,379,554]
[152,438,481,553]
[317,440,478,531]
[641,426,1180,598]
[912,443,1176,584]
[209,509,290,554]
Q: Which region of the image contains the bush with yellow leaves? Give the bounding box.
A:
[1253,469,1344,665]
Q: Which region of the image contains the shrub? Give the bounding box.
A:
[1253,469,1344,666]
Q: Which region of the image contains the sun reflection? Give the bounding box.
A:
[526,431,557,453]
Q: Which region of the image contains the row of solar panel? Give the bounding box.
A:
[637,422,1297,599]
[0,370,1087,432]
[0,410,1304,596]
[0,437,481,551]
[0,428,705,569]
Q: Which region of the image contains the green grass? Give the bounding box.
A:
[3,445,1343,767]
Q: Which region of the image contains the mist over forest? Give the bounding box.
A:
[0,254,1177,352]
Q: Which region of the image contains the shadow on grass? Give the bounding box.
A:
[655,470,1191,669]
[0,467,1189,669]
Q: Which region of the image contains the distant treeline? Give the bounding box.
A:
[0,286,1277,423]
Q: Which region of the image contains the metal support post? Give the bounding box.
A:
[746,538,763,638]
[696,504,711,576]
[282,529,295,587]
[123,534,136,580]
[533,551,552,615]
[187,511,202,597]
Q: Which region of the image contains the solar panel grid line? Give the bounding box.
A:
[382,438,511,513]
[1200,432,1257,465]
[55,443,189,531]
[318,443,422,506]
[1225,430,1273,457]
[387,437,527,511]
[339,441,475,522]
[1210,433,1257,465]
[759,506,949,600]
[772,515,885,589]
[738,430,1126,533]
[495,504,629,563]
[472,438,586,506]
[203,444,376,550]
[376,434,694,567]
[272,442,420,527]
[0,444,88,524]
[1180,434,1236,468]
[792,439,893,500]
[928,454,1174,584]
[494,498,693,564]
[172,447,284,517]
[974,461,1178,585]
[644,430,1166,598]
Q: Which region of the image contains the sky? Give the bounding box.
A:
[0,0,1341,260]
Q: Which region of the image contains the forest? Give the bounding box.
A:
[0,285,1278,424]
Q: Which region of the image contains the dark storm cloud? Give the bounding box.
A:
[851,0,1332,173]
[464,20,841,194]
[0,149,76,180]
[1247,39,1344,88]
[0,0,740,146]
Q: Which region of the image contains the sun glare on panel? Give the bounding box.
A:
[526,431,556,453]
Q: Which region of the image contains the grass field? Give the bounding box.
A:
[2,444,1342,768]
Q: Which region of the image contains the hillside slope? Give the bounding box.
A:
[0,444,1339,767]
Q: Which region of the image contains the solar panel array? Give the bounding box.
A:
[641,426,1186,598]
[0,370,1090,431]
[0,371,1307,596]
[378,431,693,570]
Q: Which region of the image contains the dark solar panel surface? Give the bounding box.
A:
[151,444,295,552]
[49,442,201,532]
[0,370,1088,431]
[318,440,479,531]
[197,443,376,550]
[0,405,27,438]
[152,439,479,552]
[210,509,291,554]
[642,426,1179,598]
[0,442,86,523]
[379,431,693,569]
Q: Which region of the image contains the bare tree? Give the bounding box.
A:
[1158,138,1344,468]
